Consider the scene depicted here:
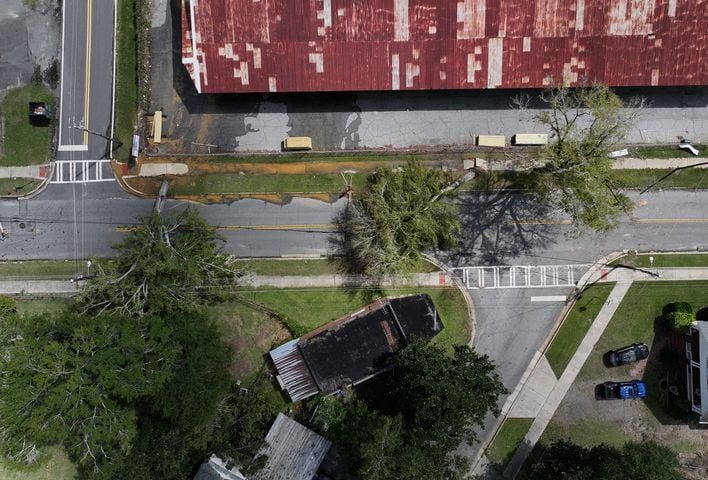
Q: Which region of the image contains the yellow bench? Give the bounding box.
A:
[283,136,313,151]
[477,135,506,147]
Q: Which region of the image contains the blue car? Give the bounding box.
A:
[603,380,647,400]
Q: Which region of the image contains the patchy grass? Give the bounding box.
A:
[1,85,55,166]
[235,286,470,348]
[209,301,291,383]
[485,417,534,469]
[169,172,369,194]
[114,0,138,162]
[541,417,633,449]
[0,446,76,480]
[545,284,616,378]
[634,145,708,159]
[0,178,42,196]
[610,253,708,268]
[15,298,72,316]
[611,168,708,190]
[233,257,438,276]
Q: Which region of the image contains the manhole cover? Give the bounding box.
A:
[19,223,25,229]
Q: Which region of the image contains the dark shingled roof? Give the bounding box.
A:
[271,294,443,400]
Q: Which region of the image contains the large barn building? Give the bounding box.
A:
[181,0,707,94]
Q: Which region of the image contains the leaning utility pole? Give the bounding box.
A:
[154,179,169,213]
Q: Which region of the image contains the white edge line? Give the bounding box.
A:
[110,0,117,160]
[57,0,67,147]
[188,0,202,93]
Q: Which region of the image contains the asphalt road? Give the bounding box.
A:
[57,0,115,164]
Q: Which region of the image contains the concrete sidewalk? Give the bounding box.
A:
[492,266,708,479]
[481,156,707,172]
[0,165,49,179]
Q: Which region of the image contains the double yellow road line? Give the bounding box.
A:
[114,224,339,233]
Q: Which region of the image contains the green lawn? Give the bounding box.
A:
[114,0,137,162]
[0,178,42,196]
[235,286,470,348]
[485,417,534,469]
[611,168,708,190]
[610,253,708,268]
[233,257,438,275]
[578,281,708,383]
[0,260,113,279]
[1,85,55,166]
[169,172,369,194]
[545,284,615,378]
[0,447,76,480]
[540,417,632,449]
[634,145,708,159]
[15,298,71,316]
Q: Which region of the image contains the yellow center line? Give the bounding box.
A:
[83,0,93,145]
[114,224,340,233]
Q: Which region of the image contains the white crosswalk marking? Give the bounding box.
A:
[51,160,115,184]
[453,264,590,289]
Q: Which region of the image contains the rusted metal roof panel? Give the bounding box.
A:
[269,339,319,402]
[181,0,708,93]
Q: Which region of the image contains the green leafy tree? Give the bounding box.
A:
[343,160,461,278]
[391,337,508,450]
[0,312,177,474]
[667,311,694,332]
[76,207,243,316]
[528,84,643,231]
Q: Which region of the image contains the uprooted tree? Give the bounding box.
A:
[522,83,644,232]
[343,161,470,278]
[75,207,243,316]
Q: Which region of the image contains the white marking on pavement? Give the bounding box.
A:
[530,296,567,302]
[58,145,90,151]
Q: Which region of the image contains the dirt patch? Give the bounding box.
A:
[628,358,648,377]
[227,314,290,380]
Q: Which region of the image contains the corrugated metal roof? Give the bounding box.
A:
[252,413,331,480]
[181,0,707,93]
[269,338,319,402]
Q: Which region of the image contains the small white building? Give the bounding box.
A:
[686,321,708,423]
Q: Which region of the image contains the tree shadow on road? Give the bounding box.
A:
[442,191,557,267]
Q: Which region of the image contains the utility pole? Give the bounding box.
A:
[154,179,169,213]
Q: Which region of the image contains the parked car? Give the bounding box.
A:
[602,380,647,400]
[608,343,649,366]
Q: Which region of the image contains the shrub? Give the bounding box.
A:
[43,59,60,90]
[663,302,693,316]
[667,311,694,333]
[31,65,42,86]
[0,295,17,319]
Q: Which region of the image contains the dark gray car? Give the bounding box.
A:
[608,343,649,366]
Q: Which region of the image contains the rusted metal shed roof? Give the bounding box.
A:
[181,0,707,93]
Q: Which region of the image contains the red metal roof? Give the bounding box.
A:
[181,0,708,94]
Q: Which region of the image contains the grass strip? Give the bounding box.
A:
[486,417,534,469]
[0,260,114,279]
[545,284,615,378]
[1,85,55,167]
[172,172,369,194]
[540,418,632,449]
[114,0,138,162]
[235,286,470,348]
[610,253,708,268]
[611,168,708,190]
[0,178,42,196]
[634,145,707,159]
[233,257,438,276]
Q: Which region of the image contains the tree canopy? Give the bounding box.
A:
[313,339,506,480]
[0,311,177,474]
[528,84,642,231]
[391,337,508,449]
[343,160,461,278]
[75,207,243,317]
[530,440,683,480]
